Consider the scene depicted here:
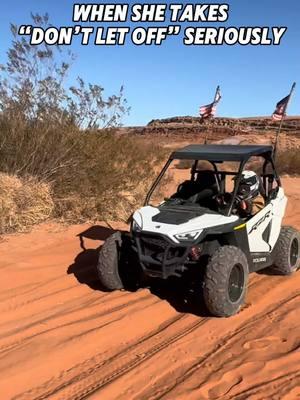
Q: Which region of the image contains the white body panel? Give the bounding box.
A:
[133,206,239,244]
[268,187,288,248]
[246,205,273,252]
[133,188,287,253]
[246,187,287,252]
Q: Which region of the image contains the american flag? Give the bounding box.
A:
[272,95,290,121]
[199,87,221,119]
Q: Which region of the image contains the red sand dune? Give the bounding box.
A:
[0,177,299,399]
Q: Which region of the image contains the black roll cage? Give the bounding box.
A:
[144,153,281,217]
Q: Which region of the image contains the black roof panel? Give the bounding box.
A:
[170,144,273,162]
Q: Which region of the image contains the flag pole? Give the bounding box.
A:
[273,82,296,160]
[204,85,220,145]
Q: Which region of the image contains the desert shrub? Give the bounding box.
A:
[0,115,168,224]
[275,149,300,175]
[51,132,169,222]
[175,160,194,170]
[0,15,129,128]
[175,159,214,170]
[0,115,81,180]
[246,149,300,176]
[0,14,169,231]
[0,173,53,234]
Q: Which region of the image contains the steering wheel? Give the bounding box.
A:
[214,192,233,208]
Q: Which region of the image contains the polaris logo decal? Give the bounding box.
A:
[253,257,267,263]
[249,211,271,234]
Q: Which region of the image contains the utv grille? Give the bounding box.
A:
[133,232,191,279]
[139,235,166,262]
[138,234,186,262]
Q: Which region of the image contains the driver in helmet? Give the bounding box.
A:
[235,170,265,216]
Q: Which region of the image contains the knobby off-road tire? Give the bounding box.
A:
[97,232,124,291]
[203,245,249,317]
[271,226,300,275]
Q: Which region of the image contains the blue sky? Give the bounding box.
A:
[0,0,299,126]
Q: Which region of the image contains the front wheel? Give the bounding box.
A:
[203,246,249,317]
[97,232,124,291]
[271,226,300,275]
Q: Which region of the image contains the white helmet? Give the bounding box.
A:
[237,170,260,200]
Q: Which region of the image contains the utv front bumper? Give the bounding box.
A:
[132,232,191,279]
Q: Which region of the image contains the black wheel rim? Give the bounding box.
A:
[290,238,299,268]
[228,263,244,303]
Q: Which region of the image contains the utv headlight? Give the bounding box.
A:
[174,230,202,242]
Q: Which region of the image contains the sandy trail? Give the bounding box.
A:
[0,178,299,400]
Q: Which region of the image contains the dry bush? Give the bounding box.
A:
[175,159,214,170]
[0,173,53,234]
[52,133,169,222]
[246,149,300,176]
[275,149,300,175]
[175,159,194,170]
[0,15,129,129]
[0,14,168,231]
[0,115,81,181]
[0,115,169,225]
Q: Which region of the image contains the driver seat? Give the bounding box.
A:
[171,170,219,205]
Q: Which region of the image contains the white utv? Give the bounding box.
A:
[97,144,300,317]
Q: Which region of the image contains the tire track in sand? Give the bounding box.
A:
[0,291,154,356]
[141,291,300,400]
[12,314,201,400]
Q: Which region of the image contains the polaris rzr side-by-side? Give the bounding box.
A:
[97,144,300,317]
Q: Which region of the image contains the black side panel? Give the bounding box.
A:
[250,252,274,272]
[262,221,272,249]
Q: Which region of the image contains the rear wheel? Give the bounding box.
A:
[271,226,300,275]
[203,246,249,317]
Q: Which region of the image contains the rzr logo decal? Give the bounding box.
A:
[249,211,271,234]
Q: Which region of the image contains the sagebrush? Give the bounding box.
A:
[0,114,168,227]
[0,14,129,129]
[0,13,169,233]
